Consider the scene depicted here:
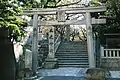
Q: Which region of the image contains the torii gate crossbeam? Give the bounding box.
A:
[20,6,106,15]
[28,18,106,26]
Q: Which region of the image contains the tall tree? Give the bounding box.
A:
[91,0,120,45]
[0,1,26,80]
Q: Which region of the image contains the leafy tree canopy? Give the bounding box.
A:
[0,0,27,41]
[19,0,62,8]
[106,0,120,27]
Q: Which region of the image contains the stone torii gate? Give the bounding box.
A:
[21,6,106,73]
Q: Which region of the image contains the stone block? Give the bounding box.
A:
[17,68,33,79]
[43,58,58,69]
[85,68,111,80]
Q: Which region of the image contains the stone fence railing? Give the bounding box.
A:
[100,46,120,69]
[100,46,120,58]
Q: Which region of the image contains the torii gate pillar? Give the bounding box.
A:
[48,27,55,58]
[66,25,70,41]
[32,14,38,73]
[86,12,95,68]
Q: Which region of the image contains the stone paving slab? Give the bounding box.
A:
[34,76,120,80]
[37,68,88,77]
[110,71,120,78]
[24,68,120,80]
[35,76,85,80]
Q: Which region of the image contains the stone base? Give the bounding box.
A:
[43,58,58,69]
[101,58,120,70]
[85,68,111,80]
[17,68,33,79]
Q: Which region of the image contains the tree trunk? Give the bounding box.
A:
[0,27,16,80]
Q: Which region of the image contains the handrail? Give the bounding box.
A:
[54,34,61,53]
[104,49,120,51]
[54,34,60,44]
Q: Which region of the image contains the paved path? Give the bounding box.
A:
[37,68,88,77]
[32,68,87,80]
[34,76,120,80]
[25,68,120,80]
[36,76,85,80]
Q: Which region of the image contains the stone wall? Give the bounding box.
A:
[38,40,49,67]
[101,58,120,70]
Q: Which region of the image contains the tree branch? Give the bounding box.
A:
[57,0,62,3]
[56,0,82,7]
[46,0,82,8]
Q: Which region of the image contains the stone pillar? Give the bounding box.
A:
[25,49,32,69]
[86,12,95,68]
[32,14,38,73]
[44,27,58,68]
[57,9,65,22]
[66,25,70,41]
[44,9,66,68]
[48,27,55,58]
[57,9,66,41]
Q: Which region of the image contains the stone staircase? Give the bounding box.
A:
[55,41,89,68]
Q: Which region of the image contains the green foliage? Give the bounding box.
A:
[21,0,62,8]
[40,0,61,8]
[106,0,120,27]
[89,0,104,18]
[92,0,120,45]
[0,1,27,41]
[20,0,32,8]
[90,0,102,7]
[92,0,120,32]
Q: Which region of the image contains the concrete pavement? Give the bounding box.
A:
[35,76,85,80]
[24,68,120,80]
[37,68,88,77]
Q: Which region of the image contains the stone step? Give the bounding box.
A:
[56,57,88,60]
[60,44,87,46]
[58,62,89,65]
[56,52,88,54]
[59,47,87,48]
[60,45,87,47]
[58,60,88,63]
[60,43,87,44]
[58,64,89,68]
[58,48,87,50]
[59,45,87,47]
[56,56,88,58]
[56,55,88,58]
[57,49,87,52]
[59,46,87,48]
[61,42,87,44]
[61,42,87,45]
[57,50,87,52]
[60,45,87,48]
[59,44,87,46]
[56,54,88,57]
[56,53,88,55]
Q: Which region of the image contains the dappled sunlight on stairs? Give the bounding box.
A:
[55,41,89,68]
